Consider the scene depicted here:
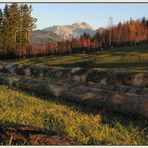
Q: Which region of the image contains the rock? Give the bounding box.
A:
[0,65,4,71]
[5,64,17,74]
[38,72,43,78]
[55,71,63,79]
[25,68,30,76]
[80,91,104,107]
[100,77,108,85]
[18,64,24,69]
[61,73,71,83]
[131,73,148,87]
[48,84,65,97]
[1,64,148,87]
[0,64,147,119]
[71,67,82,73]
[81,75,87,82]
[73,75,81,82]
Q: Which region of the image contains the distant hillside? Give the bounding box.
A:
[30,30,62,46]
[44,22,97,40]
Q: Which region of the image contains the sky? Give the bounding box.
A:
[0,3,148,30]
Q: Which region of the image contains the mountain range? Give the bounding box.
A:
[44,22,96,40]
[30,22,100,46]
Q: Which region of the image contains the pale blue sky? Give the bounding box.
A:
[0,3,148,30]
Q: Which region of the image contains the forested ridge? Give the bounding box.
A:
[0,3,148,58]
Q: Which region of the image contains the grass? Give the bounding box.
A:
[0,43,148,145]
[0,43,148,72]
[0,85,147,145]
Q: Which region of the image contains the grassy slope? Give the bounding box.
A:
[1,43,148,72]
[0,44,148,145]
[0,85,147,145]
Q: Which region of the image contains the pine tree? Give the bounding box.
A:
[1,3,37,57]
[0,9,3,51]
[0,9,3,23]
[20,4,37,56]
[2,3,21,53]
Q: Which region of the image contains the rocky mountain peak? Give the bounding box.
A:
[44,22,96,40]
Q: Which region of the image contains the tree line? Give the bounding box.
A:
[0,3,148,58]
[29,17,148,56]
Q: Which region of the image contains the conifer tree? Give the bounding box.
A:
[2,3,21,53]
[0,9,3,51]
[20,4,37,55]
[0,3,37,56]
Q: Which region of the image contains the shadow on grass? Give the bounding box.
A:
[49,60,148,70]
[3,57,148,72]
[0,121,78,145]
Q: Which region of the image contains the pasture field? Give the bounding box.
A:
[1,43,148,72]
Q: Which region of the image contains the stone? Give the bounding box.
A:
[25,68,30,76]
[100,77,108,85]
[0,65,4,71]
[55,71,63,79]
[1,64,147,88]
[131,73,148,87]
[81,75,87,82]
[0,72,147,119]
[71,67,82,73]
[0,64,148,119]
[73,75,81,82]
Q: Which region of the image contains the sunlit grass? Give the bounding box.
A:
[0,85,147,145]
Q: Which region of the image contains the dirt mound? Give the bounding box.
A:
[0,125,78,145]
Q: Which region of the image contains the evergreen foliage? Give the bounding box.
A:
[0,3,37,56]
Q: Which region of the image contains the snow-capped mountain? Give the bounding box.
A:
[44,22,97,40]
